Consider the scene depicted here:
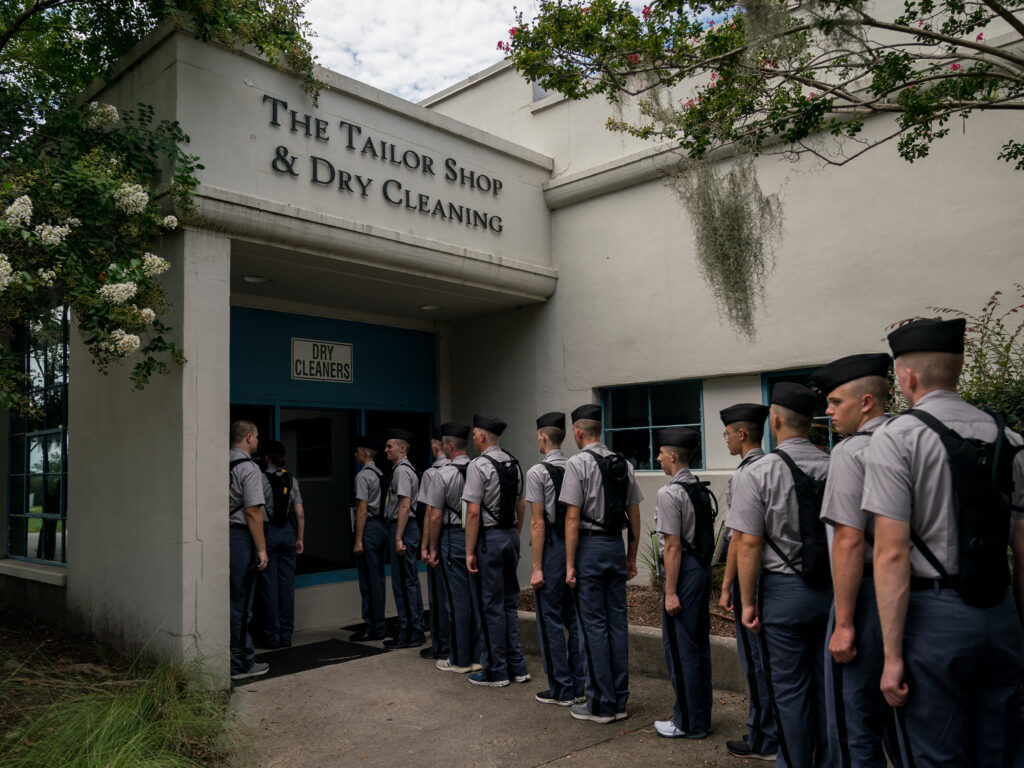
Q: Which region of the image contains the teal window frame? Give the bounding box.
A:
[600,379,705,471]
[761,368,835,452]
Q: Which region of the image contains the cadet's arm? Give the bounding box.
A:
[516,497,526,535]
[565,505,580,587]
[735,531,762,632]
[427,505,443,556]
[873,515,910,707]
[530,501,546,587]
[663,533,682,615]
[294,502,305,555]
[245,504,268,570]
[1011,519,1024,633]
[625,504,640,580]
[830,523,866,663]
[464,502,480,573]
[396,496,411,552]
[353,499,368,554]
[719,536,739,611]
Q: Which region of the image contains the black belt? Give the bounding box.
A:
[910,576,953,591]
[579,529,620,538]
[229,522,248,530]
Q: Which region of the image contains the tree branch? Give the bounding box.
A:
[0,0,78,56]
[977,0,1024,40]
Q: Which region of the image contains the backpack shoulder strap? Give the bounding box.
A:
[229,457,252,470]
[905,408,963,441]
[771,447,802,478]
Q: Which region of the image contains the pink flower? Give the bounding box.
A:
[708,19,715,27]
[641,5,651,19]
[950,62,962,71]
[976,32,984,41]
[627,53,640,64]
[509,27,518,37]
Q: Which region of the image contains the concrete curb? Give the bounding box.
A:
[517,610,747,694]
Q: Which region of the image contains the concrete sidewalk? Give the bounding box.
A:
[230,628,759,768]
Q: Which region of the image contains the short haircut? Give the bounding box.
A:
[443,436,467,451]
[771,404,812,433]
[230,420,256,445]
[661,445,693,464]
[390,438,409,449]
[539,426,565,445]
[731,420,764,444]
[896,351,963,389]
[573,418,602,438]
[266,440,286,464]
[842,375,890,407]
[476,428,499,443]
[360,446,378,459]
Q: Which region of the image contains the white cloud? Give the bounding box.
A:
[303,0,535,103]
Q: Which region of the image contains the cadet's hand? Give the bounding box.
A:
[421,545,430,562]
[427,550,439,568]
[665,593,681,616]
[718,584,733,612]
[466,553,478,574]
[256,550,269,571]
[531,568,545,590]
[880,658,909,707]
[353,540,363,556]
[829,624,857,663]
[741,603,761,633]
[396,538,406,556]
[296,540,304,555]
[566,565,578,588]
[626,558,638,581]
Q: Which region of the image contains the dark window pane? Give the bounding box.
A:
[9,475,26,511]
[10,437,27,475]
[45,387,64,429]
[28,475,44,514]
[8,517,28,557]
[45,475,62,513]
[606,387,649,430]
[607,429,653,471]
[650,380,701,426]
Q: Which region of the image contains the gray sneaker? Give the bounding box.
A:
[569,703,615,724]
[436,659,473,674]
[230,662,269,681]
[514,673,532,683]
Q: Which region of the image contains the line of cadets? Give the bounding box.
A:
[349,317,1024,766]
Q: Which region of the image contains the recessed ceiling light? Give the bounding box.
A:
[243,275,270,284]
[419,305,441,311]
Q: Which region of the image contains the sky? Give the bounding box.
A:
[302,0,532,103]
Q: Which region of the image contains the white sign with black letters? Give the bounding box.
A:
[291,338,353,383]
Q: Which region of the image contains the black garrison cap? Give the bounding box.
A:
[719,403,770,427]
[887,318,966,357]
[656,427,700,450]
[440,421,470,440]
[813,353,891,395]
[473,414,507,436]
[770,382,817,417]
[355,435,383,452]
[386,428,416,444]
[536,411,566,430]
[571,404,602,423]
[431,426,442,441]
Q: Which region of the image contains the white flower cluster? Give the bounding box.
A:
[138,307,156,324]
[85,102,119,129]
[35,223,71,245]
[98,281,138,304]
[142,252,170,277]
[4,195,32,227]
[0,253,12,292]
[106,328,141,357]
[66,217,81,227]
[161,215,179,230]
[36,269,57,287]
[113,183,149,215]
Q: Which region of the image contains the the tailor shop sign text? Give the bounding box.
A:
[263,95,504,234]
[291,338,353,383]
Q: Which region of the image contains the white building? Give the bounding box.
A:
[1,23,1019,687]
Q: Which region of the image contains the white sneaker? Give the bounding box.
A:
[654,720,687,738]
[613,711,629,722]
[436,659,473,673]
[468,671,510,687]
[469,663,484,672]
[514,673,532,683]
[230,662,269,681]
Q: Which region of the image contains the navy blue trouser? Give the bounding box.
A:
[535,532,585,701]
[439,527,481,668]
[662,556,713,733]
[574,534,630,718]
[759,572,833,768]
[824,578,899,768]
[470,527,527,681]
[361,518,389,636]
[253,523,297,647]
[895,588,1023,768]
[427,557,451,656]
[229,527,258,674]
[732,580,778,754]
[388,520,425,641]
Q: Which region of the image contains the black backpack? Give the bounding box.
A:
[541,462,569,537]
[480,452,522,529]
[904,408,1021,608]
[586,449,631,533]
[764,449,831,589]
[671,479,719,567]
[264,468,295,527]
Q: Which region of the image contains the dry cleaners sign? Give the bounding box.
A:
[292,338,353,383]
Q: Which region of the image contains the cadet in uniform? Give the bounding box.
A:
[383,428,426,648]
[652,427,713,739]
[729,383,832,768]
[254,440,305,649]
[228,420,269,679]
[561,404,643,724]
[865,318,1024,767]
[352,435,388,642]
[527,411,585,706]
[424,421,481,673]
[419,427,451,660]
[463,414,528,687]
[717,403,776,760]
[814,354,896,768]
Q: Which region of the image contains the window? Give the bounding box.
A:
[601,380,704,470]
[762,369,835,452]
[7,308,69,565]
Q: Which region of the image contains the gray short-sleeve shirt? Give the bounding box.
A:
[862,390,1024,578]
[423,455,471,525]
[462,445,522,528]
[417,456,450,507]
[229,447,264,526]
[725,437,830,574]
[355,464,385,517]
[559,443,643,531]
[384,457,419,522]
[654,468,698,554]
[524,449,568,526]
[721,447,765,544]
